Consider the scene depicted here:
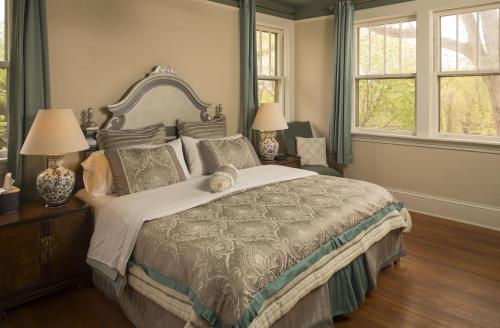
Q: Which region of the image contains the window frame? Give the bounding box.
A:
[256,24,285,110]
[433,3,500,143]
[353,16,417,136]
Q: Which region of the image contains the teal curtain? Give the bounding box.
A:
[8,0,51,200]
[239,0,259,139]
[329,0,354,165]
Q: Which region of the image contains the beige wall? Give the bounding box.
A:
[295,17,500,213]
[295,18,332,137]
[46,0,239,170]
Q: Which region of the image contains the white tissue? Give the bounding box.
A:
[1,172,15,193]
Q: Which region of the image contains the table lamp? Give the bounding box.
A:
[252,103,288,161]
[20,109,89,207]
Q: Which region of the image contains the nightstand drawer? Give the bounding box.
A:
[0,223,42,292]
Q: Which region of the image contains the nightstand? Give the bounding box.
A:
[0,197,92,316]
[260,154,301,168]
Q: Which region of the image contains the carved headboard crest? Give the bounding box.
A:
[83,65,217,151]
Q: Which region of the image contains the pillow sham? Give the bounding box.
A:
[209,164,238,193]
[81,151,114,196]
[105,144,186,196]
[296,137,328,167]
[96,123,166,150]
[177,118,226,139]
[199,136,260,174]
[181,134,242,177]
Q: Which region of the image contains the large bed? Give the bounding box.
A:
[77,65,412,328]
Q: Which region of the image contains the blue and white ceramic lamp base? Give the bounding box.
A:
[37,155,75,207]
[258,132,279,161]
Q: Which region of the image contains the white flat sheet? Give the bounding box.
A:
[84,165,317,276]
[75,189,116,208]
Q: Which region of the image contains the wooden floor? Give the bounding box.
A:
[3,212,500,328]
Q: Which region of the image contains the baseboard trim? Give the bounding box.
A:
[386,187,500,231]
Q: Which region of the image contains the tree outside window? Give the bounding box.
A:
[0,0,8,160]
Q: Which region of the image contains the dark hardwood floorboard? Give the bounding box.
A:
[2,212,500,328]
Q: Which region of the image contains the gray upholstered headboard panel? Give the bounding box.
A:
[82,65,215,151]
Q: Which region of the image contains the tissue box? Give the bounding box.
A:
[0,187,20,214]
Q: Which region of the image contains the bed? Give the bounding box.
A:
[77,65,412,328]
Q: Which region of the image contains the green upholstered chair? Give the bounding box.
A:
[283,121,343,177]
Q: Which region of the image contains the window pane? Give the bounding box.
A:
[256,30,261,75]
[479,9,499,70]
[440,75,499,136]
[441,15,457,71]
[401,21,416,73]
[358,27,370,75]
[270,32,276,76]
[258,80,277,104]
[357,78,415,132]
[0,68,7,158]
[369,25,384,74]
[358,20,415,75]
[261,31,270,76]
[458,12,478,70]
[385,23,400,74]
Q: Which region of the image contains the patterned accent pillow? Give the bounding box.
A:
[181,134,242,177]
[96,123,167,150]
[209,164,239,193]
[296,137,328,167]
[177,118,226,139]
[199,136,260,174]
[105,144,186,196]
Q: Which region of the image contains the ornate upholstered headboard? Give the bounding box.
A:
[81,65,223,151]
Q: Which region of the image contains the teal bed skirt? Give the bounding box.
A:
[328,254,370,316]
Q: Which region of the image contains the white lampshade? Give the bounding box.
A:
[252,103,288,132]
[20,109,89,156]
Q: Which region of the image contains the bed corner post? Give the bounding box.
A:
[81,107,99,156]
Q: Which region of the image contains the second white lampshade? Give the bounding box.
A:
[252,103,288,132]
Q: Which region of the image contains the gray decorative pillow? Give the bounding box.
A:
[209,164,238,193]
[177,118,226,139]
[199,136,260,174]
[296,137,328,167]
[105,144,186,196]
[96,123,166,150]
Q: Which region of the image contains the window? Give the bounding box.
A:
[355,18,416,133]
[0,0,7,160]
[437,6,500,138]
[256,26,283,106]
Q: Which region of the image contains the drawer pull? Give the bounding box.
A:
[40,235,52,264]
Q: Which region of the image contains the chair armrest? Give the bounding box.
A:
[327,153,344,176]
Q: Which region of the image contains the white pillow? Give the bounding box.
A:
[181,134,242,177]
[167,138,190,178]
[296,137,328,167]
[81,151,114,196]
[81,139,191,196]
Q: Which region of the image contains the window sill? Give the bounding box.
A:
[352,131,500,154]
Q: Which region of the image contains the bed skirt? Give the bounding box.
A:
[94,229,405,328]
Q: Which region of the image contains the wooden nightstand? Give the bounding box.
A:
[0,197,92,316]
[260,155,301,168]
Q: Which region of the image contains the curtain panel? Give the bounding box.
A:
[8,0,51,200]
[329,0,354,165]
[239,0,259,140]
